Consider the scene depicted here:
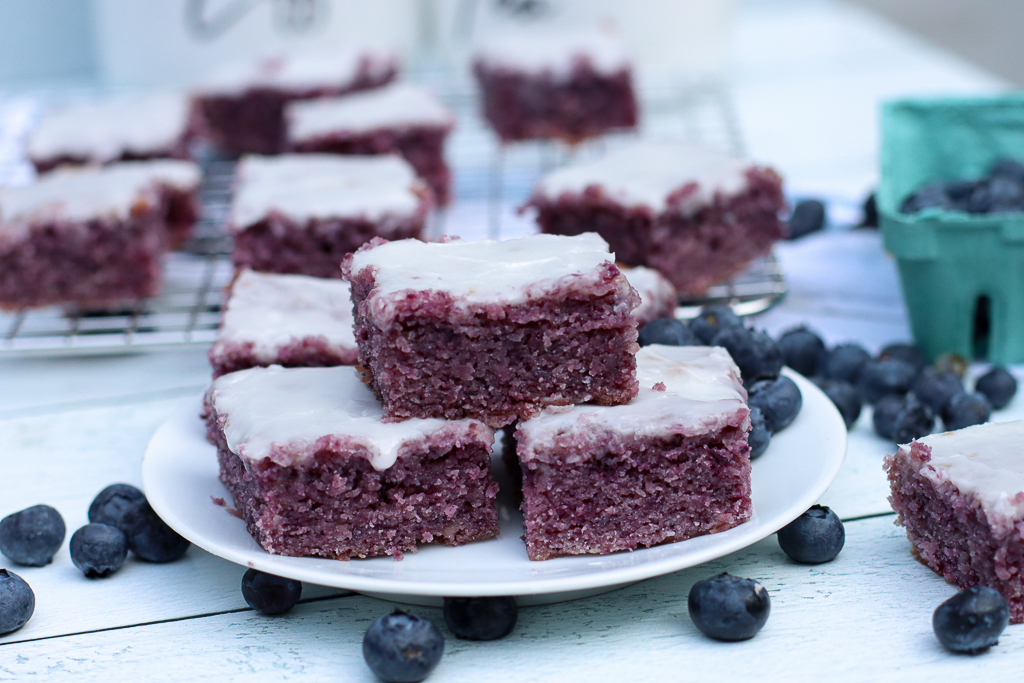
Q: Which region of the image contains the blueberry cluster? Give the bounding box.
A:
[901,158,1024,215]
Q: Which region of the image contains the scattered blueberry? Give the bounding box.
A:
[975,367,1017,410]
[814,378,862,430]
[912,368,964,414]
[933,586,1009,654]
[823,343,871,384]
[787,199,826,240]
[879,343,927,375]
[118,499,190,563]
[638,318,699,347]
[872,394,905,441]
[860,192,878,228]
[688,573,770,642]
[712,327,783,386]
[363,611,444,683]
[689,306,742,345]
[0,569,34,635]
[241,569,302,615]
[0,505,66,567]
[777,505,845,564]
[443,596,518,641]
[891,397,936,444]
[70,524,128,578]
[942,392,992,431]
[748,407,771,460]
[747,376,802,433]
[88,483,145,528]
[857,358,918,405]
[778,326,826,377]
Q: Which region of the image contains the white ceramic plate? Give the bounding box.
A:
[143,370,846,604]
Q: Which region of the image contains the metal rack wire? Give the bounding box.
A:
[0,78,785,358]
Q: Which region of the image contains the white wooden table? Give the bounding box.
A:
[1,1,1022,680]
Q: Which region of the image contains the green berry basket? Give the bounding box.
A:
[878,94,1024,364]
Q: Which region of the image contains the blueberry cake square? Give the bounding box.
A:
[203,365,500,560]
[342,232,640,427]
[101,159,202,249]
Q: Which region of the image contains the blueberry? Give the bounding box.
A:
[638,318,698,347]
[892,397,936,444]
[748,376,802,433]
[777,505,845,564]
[901,181,950,214]
[942,392,992,431]
[872,394,905,440]
[912,368,964,414]
[966,182,994,214]
[118,498,190,563]
[0,569,34,635]
[88,483,145,528]
[989,158,1024,185]
[442,596,518,641]
[933,586,1009,654]
[748,407,771,460]
[975,367,1017,410]
[857,358,918,405]
[712,327,783,386]
[689,306,742,345]
[823,343,871,384]
[860,192,878,228]
[946,179,983,205]
[241,569,302,615]
[363,611,444,683]
[814,378,862,430]
[778,326,826,377]
[787,199,826,240]
[986,176,1024,212]
[70,524,128,578]
[879,343,926,375]
[688,573,770,641]
[0,505,66,567]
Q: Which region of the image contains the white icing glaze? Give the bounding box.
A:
[198,48,397,95]
[533,140,751,213]
[909,420,1024,529]
[473,27,630,78]
[218,270,356,358]
[620,265,677,322]
[517,345,748,461]
[28,92,190,163]
[230,154,423,230]
[208,365,491,470]
[287,82,453,141]
[100,159,202,192]
[348,232,619,315]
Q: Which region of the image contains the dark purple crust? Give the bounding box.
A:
[190,65,398,156]
[515,422,752,560]
[208,337,359,378]
[31,146,192,174]
[0,210,165,310]
[343,245,640,427]
[885,442,1024,623]
[291,125,453,206]
[472,60,638,143]
[203,395,500,560]
[529,168,787,296]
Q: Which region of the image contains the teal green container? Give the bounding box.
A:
[878,95,1024,364]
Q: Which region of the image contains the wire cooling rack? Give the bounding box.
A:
[0,78,784,357]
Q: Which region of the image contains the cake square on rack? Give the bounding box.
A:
[203,364,500,560]
[526,140,787,297]
[208,270,359,378]
[286,82,456,205]
[343,232,640,428]
[513,345,752,561]
[229,154,431,278]
[885,420,1024,622]
[99,159,202,250]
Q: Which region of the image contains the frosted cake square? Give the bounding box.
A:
[101,160,202,249]
[208,270,359,377]
[885,420,1024,622]
[513,345,752,560]
[343,232,640,428]
[203,365,500,560]
[229,154,430,278]
[619,264,678,326]
[527,141,787,296]
[287,82,455,205]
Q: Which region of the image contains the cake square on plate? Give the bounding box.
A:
[472,28,638,143]
[513,345,752,561]
[526,140,787,296]
[229,154,430,278]
[885,420,1024,622]
[286,82,455,205]
[203,365,500,560]
[343,232,640,427]
[208,270,359,377]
